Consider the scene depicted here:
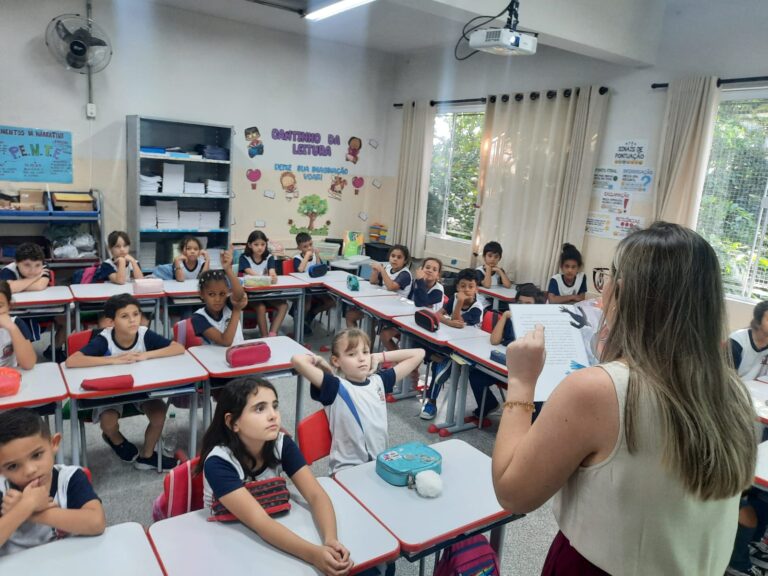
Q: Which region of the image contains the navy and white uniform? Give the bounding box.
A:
[0,263,50,341]
[0,317,33,367]
[409,280,445,312]
[372,264,413,299]
[548,273,587,299]
[0,262,51,282]
[0,466,99,557]
[730,328,768,380]
[310,369,396,475]
[238,253,275,276]
[192,305,244,345]
[94,258,138,283]
[443,295,483,326]
[178,258,205,280]
[475,265,506,308]
[80,326,173,420]
[203,433,305,512]
[293,252,321,272]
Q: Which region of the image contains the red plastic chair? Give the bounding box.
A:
[481,310,500,334]
[67,330,93,356]
[152,456,204,521]
[280,258,295,275]
[297,410,332,466]
[173,318,203,349]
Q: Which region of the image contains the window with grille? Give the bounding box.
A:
[426,109,484,241]
[696,89,768,300]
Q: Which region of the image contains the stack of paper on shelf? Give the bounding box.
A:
[162,163,184,195]
[183,182,206,195]
[156,200,179,230]
[139,242,156,270]
[139,205,157,228]
[205,179,228,196]
[140,174,162,194]
[178,211,199,229]
[198,211,221,230]
[207,247,224,269]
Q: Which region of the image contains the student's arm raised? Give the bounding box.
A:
[291,354,333,389]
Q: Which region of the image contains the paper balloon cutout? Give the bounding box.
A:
[352,176,364,195]
[246,169,261,191]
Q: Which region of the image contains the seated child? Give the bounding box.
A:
[0,408,105,556]
[198,377,353,576]
[94,231,144,285]
[239,231,289,337]
[515,282,548,304]
[292,328,424,474]
[420,268,484,420]
[346,244,413,330]
[192,247,248,346]
[65,293,184,471]
[547,243,587,304]
[730,300,768,381]
[174,236,209,281]
[293,232,334,336]
[476,241,512,309]
[0,280,36,370]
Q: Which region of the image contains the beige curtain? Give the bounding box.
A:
[392,101,434,258]
[654,76,720,225]
[474,86,610,287]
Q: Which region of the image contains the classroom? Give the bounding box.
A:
[0,0,767,574]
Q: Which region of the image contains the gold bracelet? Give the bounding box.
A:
[503,401,536,413]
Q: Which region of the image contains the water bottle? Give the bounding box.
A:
[163,410,178,456]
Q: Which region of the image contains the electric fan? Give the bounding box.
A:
[45,14,112,73]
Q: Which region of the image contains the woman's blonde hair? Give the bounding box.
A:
[601,221,756,500]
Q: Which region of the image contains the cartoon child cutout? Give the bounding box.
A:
[280,171,299,201]
[328,176,347,201]
[346,136,362,164]
[244,126,264,157]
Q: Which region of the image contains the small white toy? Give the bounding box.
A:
[414,470,443,498]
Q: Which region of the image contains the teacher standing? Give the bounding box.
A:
[492,222,756,575]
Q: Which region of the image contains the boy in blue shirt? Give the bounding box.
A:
[66,293,184,471]
[0,408,105,556]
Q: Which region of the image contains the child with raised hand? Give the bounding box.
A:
[66,293,185,471]
[292,329,425,474]
[476,241,512,309]
[0,281,36,370]
[346,244,414,329]
[94,231,144,285]
[0,408,105,556]
[239,231,289,337]
[174,236,209,281]
[198,377,353,576]
[192,246,248,346]
[547,243,587,304]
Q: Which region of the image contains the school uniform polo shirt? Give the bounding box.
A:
[310,369,396,475]
[548,273,587,297]
[730,328,768,380]
[238,253,275,276]
[0,262,51,282]
[475,265,507,308]
[79,326,171,357]
[293,252,321,272]
[192,305,244,345]
[443,295,483,326]
[0,318,34,367]
[372,264,413,299]
[93,258,137,283]
[409,280,445,312]
[178,258,205,280]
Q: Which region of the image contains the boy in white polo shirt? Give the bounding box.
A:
[730,300,768,381]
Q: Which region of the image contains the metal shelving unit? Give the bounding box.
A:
[126,115,233,268]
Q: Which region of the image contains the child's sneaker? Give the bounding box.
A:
[102,433,138,462]
[420,402,437,420]
[43,346,66,363]
[726,566,767,576]
[133,452,178,471]
[751,543,768,570]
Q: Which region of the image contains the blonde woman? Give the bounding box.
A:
[492,222,756,575]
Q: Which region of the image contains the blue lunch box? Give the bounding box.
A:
[376,442,442,487]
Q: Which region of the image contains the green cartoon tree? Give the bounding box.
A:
[297,194,328,231]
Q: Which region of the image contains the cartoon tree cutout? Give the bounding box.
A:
[297,194,328,231]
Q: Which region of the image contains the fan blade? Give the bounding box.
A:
[86,35,108,48]
[55,20,74,41]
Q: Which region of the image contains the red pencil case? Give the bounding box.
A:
[81,375,134,391]
[414,309,440,332]
[226,342,271,367]
[0,367,21,397]
[208,477,291,521]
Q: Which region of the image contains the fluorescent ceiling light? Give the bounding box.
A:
[305,0,376,21]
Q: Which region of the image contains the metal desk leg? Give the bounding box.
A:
[490,524,507,563]
[296,293,305,344]
[493,297,500,312]
[70,398,80,466]
[66,305,72,342]
[202,380,212,429]
[295,374,305,439]
[189,388,198,457]
[54,401,64,465]
[441,360,461,428]
[163,296,170,338]
[75,302,82,332]
[435,360,476,434]
[390,331,418,401]
[154,299,161,334]
[50,318,56,354]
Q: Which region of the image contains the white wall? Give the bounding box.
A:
[0,0,399,250]
[391,0,768,329]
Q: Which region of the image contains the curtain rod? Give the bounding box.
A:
[651,75,768,90]
[393,87,608,108]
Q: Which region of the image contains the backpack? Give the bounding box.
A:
[434,534,501,576]
[151,457,204,521]
[71,264,99,284]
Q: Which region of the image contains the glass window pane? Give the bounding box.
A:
[427,113,453,235]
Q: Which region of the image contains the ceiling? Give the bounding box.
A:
[150,0,467,54]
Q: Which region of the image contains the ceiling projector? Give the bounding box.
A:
[468,28,537,56]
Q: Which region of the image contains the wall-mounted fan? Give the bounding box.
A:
[45,14,112,73]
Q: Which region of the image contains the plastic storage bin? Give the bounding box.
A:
[365,242,391,262]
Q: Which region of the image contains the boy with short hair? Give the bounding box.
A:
[0,243,50,293]
[293,232,334,335]
[0,408,105,556]
[66,293,184,471]
[475,241,512,309]
[420,268,484,420]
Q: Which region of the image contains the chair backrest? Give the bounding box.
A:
[297,409,332,466]
[158,457,204,519]
[47,269,55,286]
[173,318,203,349]
[82,467,92,482]
[481,310,500,334]
[280,258,295,275]
[67,330,94,357]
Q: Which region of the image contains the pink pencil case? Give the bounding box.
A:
[0,367,21,397]
[81,375,134,391]
[226,342,271,367]
[133,278,163,294]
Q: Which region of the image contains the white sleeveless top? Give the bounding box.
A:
[553,361,739,575]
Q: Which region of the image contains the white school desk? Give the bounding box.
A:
[353,295,419,321]
[755,441,768,490]
[0,363,68,463]
[334,439,520,569]
[12,286,74,349]
[70,283,163,333]
[188,336,310,433]
[746,379,768,425]
[290,269,351,286]
[148,477,400,575]
[243,275,309,343]
[0,522,163,576]
[325,279,392,300]
[477,285,517,310]
[61,351,207,466]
